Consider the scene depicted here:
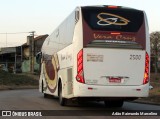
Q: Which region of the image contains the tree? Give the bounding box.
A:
[150,31,160,73]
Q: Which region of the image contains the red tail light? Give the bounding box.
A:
[107,5,118,9]
[76,49,85,83]
[143,52,149,84]
[111,32,121,35]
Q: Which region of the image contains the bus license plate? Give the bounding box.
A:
[109,77,121,83]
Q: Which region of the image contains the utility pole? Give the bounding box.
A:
[29,31,35,73]
[6,33,7,47]
[14,52,17,74]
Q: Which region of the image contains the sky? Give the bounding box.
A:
[0,0,159,47]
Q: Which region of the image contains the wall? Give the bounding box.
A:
[21,57,39,72]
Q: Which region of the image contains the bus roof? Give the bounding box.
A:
[81,5,142,11]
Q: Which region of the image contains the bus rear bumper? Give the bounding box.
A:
[73,83,149,98]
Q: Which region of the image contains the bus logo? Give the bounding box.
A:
[97,12,130,26]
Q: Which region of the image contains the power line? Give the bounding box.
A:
[0,32,32,34]
[0,31,35,47]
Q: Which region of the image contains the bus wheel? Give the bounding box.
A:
[42,81,44,93]
[58,82,66,106]
[104,100,124,108]
[44,93,48,98]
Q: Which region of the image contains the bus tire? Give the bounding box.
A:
[42,81,48,98]
[42,81,44,93]
[58,82,66,106]
[104,100,124,108]
[42,81,46,98]
[44,93,48,98]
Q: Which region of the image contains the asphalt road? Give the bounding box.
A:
[0,89,160,119]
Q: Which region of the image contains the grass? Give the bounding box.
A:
[136,73,160,104]
[150,73,160,95]
[155,77,159,81]
[0,70,38,86]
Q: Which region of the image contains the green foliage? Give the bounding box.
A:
[150,31,160,73]
[154,77,160,83]
[150,31,160,53]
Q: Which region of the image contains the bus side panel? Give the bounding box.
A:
[72,8,84,98]
[57,44,74,98]
[39,11,76,96]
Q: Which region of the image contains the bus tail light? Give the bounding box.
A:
[143,52,149,84]
[111,32,121,35]
[107,5,118,9]
[76,49,85,83]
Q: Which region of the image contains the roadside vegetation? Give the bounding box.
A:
[137,73,160,104]
[0,70,38,90]
[134,31,160,104]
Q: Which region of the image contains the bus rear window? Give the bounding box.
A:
[82,7,144,32]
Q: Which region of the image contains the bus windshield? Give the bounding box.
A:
[82,7,144,32]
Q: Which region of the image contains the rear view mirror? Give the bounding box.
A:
[149,85,153,90]
[36,52,42,64]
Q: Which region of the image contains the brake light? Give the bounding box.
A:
[143,52,149,84]
[111,32,121,35]
[76,49,85,83]
[107,5,118,9]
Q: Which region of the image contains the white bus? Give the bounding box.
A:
[37,5,150,107]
